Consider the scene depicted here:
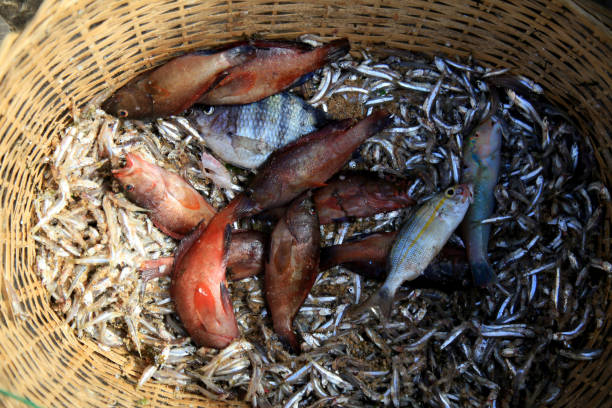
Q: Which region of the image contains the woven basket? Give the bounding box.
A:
[0,0,610,407]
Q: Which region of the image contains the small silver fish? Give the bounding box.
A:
[187,92,326,168]
[354,184,472,318]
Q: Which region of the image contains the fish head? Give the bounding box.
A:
[191,280,240,348]
[112,153,165,207]
[444,183,473,203]
[102,84,153,120]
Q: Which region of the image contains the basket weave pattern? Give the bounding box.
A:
[0,0,610,407]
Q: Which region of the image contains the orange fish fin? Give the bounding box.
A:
[165,179,205,211]
[204,71,257,100]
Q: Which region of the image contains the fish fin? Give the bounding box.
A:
[274,324,301,354]
[219,282,234,316]
[172,219,207,279]
[351,285,394,319]
[471,262,498,287]
[139,257,174,281]
[223,224,232,263]
[202,71,257,100]
[322,38,350,63]
[288,72,315,89]
[152,218,185,239]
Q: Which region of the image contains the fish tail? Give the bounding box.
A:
[351,284,394,319]
[274,323,301,354]
[471,261,498,287]
[322,38,350,63]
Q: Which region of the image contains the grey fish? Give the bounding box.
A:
[187,92,326,168]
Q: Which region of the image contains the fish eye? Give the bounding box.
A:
[126,184,134,192]
[445,187,455,197]
[118,109,129,118]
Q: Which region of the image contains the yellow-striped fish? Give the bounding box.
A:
[354,184,472,318]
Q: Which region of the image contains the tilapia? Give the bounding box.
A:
[265,193,320,353]
[199,38,350,105]
[353,185,472,318]
[112,153,216,239]
[102,45,255,119]
[461,118,502,286]
[188,93,326,169]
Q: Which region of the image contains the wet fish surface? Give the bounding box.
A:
[461,118,502,286]
[354,184,472,318]
[113,152,216,239]
[188,93,327,169]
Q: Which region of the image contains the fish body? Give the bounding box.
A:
[320,232,470,289]
[243,110,393,216]
[199,39,350,105]
[102,45,255,119]
[188,93,326,169]
[265,193,320,353]
[226,230,266,281]
[313,172,415,224]
[112,153,215,239]
[461,118,502,286]
[170,197,250,348]
[354,185,472,318]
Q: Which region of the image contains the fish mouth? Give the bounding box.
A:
[458,183,474,203]
[111,153,135,178]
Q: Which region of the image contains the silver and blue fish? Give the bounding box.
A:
[354,184,472,318]
[461,118,502,286]
[187,92,326,169]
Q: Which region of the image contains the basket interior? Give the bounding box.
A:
[0,0,610,407]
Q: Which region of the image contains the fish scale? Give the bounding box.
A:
[188,92,325,168]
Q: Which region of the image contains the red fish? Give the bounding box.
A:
[265,193,320,353]
[240,110,393,217]
[199,39,350,105]
[112,153,216,239]
[102,45,255,119]
[170,197,250,348]
[139,230,266,282]
[313,172,416,224]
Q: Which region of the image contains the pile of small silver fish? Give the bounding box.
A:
[32,35,611,407]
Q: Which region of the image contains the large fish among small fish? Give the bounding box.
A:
[461,118,502,286]
[353,184,472,318]
[238,110,393,217]
[313,172,415,224]
[102,45,255,119]
[265,193,320,353]
[199,38,350,105]
[319,232,471,289]
[188,93,326,169]
[112,152,216,239]
[170,197,251,348]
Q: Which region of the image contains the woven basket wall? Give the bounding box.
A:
[0,0,610,407]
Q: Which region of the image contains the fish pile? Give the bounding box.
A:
[31,35,611,407]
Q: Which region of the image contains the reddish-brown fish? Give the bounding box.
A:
[112,153,216,239]
[313,172,416,224]
[199,39,350,105]
[240,110,393,217]
[265,193,320,353]
[170,196,250,348]
[226,230,266,281]
[102,45,255,119]
[320,232,471,289]
[139,230,266,281]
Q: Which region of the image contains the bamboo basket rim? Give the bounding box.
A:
[0,0,610,407]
